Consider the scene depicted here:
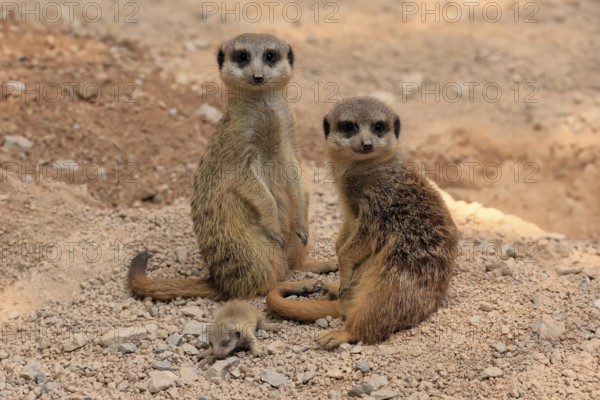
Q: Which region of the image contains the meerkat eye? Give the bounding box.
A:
[338,121,356,136]
[233,51,250,64]
[373,121,387,134]
[264,50,279,64]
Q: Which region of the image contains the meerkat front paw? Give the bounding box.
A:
[320,282,340,299]
[294,220,308,246]
[268,231,285,248]
[250,346,267,358]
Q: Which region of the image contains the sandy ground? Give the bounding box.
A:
[1,1,600,399]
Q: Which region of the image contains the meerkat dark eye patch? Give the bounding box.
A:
[264,49,280,65]
[372,121,388,136]
[323,118,330,138]
[287,47,294,67]
[217,49,225,70]
[234,331,241,339]
[393,116,401,138]
[232,50,250,66]
[338,121,357,137]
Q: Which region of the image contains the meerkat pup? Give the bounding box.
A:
[128,34,335,301]
[201,300,278,360]
[267,97,458,348]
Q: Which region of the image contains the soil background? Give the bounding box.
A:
[1,1,600,399]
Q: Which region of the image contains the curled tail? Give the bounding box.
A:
[266,282,340,322]
[128,251,221,301]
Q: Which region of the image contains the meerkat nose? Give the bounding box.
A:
[362,141,373,152]
[253,75,264,84]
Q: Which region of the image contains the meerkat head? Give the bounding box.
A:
[206,321,241,359]
[323,97,401,161]
[217,33,294,92]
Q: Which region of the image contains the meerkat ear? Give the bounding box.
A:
[287,46,294,67]
[323,117,330,138]
[217,48,225,70]
[393,115,401,138]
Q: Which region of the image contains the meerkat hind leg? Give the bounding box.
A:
[297,260,338,274]
[259,320,280,332]
[316,328,357,350]
[275,280,319,296]
[320,282,340,299]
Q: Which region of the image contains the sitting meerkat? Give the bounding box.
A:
[202,300,278,361]
[267,97,458,348]
[128,33,336,301]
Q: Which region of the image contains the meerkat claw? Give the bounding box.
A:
[296,231,308,246]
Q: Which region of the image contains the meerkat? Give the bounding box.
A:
[128,33,336,301]
[201,300,278,360]
[267,97,459,348]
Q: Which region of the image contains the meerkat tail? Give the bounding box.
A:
[266,289,340,322]
[128,251,221,301]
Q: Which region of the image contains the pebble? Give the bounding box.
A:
[356,359,370,373]
[368,375,389,390]
[327,369,344,379]
[63,333,88,352]
[316,318,329,328]
[372,389,399,399]
[148,370,178,393]
[350,345,363,354]
[101,326,147,347]
[20,360,43,380]
[180,306,203,318]
[197,103,223,124]
[469,316,481,325]
[485,261,513,276]
[166,333,182,346]
[534,315,566,340]
[153,361,173,371]
[260,368,288,388]
[182,343,199,355]
[329,391,342,399]
[182,320,208,338]
[267,341,286,354]
[301,371,317,384]
[179,366,198,382]
[256,329,269,339]
[0,352,7,360]
[556,265,580,275]
[174,246,188,264]
[479,302,494,312]
[494,342,507,354]
[348,383,374,397]
[3,134,32,149]
[118,343,138,354]
[206,357,239,379]
[42,383,60,394]
[481,366,503,379]
[533,293,553,307]
[594,299,600,310]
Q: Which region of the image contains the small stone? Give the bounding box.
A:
[267,341,286,354]
[338,343,352,352]
[0,351,7,360]
[197,103,223,124]
[493,342,507,354]
[316,318,329,328]
[153,361,173,371]
[148,371,178,394]
[260,368,288,388]
[166,333,182,346]
[54,160,80,171]
[355,359,370,373]
[485,261,513,276]
[179,366,198,382]
[180,306,203,318]
[20,360,43,380]
[534,315,566,340]
[327,369,343,379]
[35,372,47,384]
[469,316,481,325]
[3,134,32,149]
[556,265,580,276]
[174,247,188,264]
[479,302,494,312]
[118,343,138,354]
[481,366,503,379]
[182,320,208,338]
[350,345,363,354]
[348,383,374,397]
[368,375,389,390]
[42,382,60,394]
[8,310,19,319]
[63,333,88,352]
[207,357,239,379]
[101,326,147,347]
[371,389,399,399]
[594,299,600,310]
[552,311,567,321]
[256,329,269,339]
[533,293,553,307]
[182,343,199,355]
[329,391,342,399]
[302,371,317,384]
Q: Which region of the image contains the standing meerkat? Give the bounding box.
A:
[202,300,278,360]
[128,34,336,301]
[267,97,458,348]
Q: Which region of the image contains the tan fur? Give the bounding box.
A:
[201,300,278,360]
[128,34,336,301]
[267,97,458,348]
